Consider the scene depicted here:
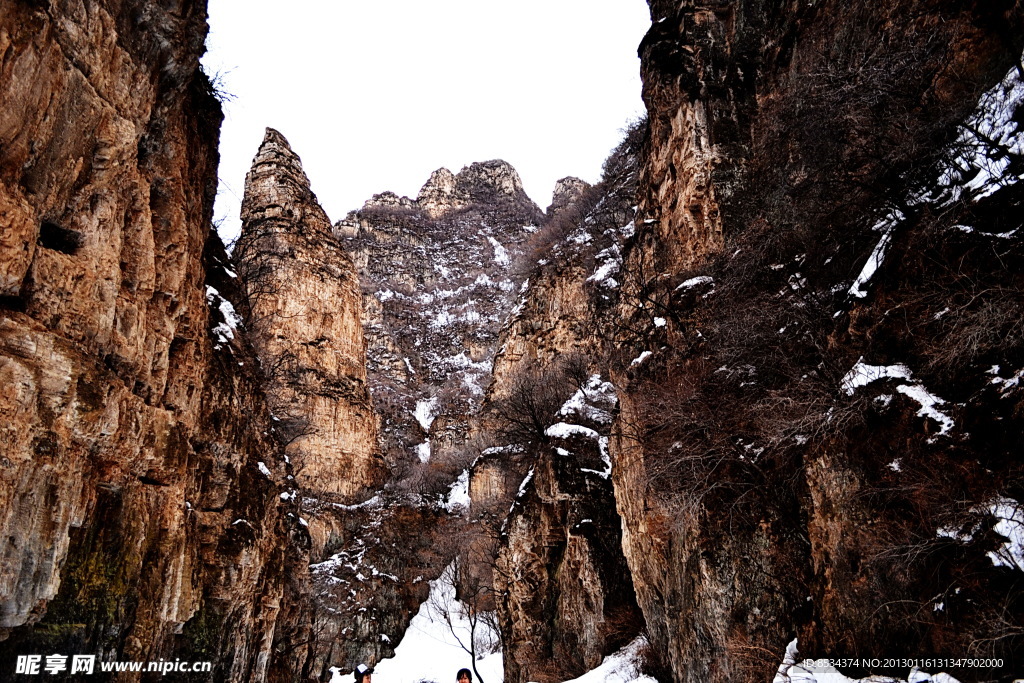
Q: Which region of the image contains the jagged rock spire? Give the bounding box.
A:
[235,128,383,501]
[240,127,331,236]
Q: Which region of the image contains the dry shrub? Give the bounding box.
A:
[487,358,583,447]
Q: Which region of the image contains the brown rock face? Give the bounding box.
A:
[483,125,645,683]
[607,1,1024,682]
[496,446,641,683]
[0,2,313,680]
[545,176,591,217]
[630,6,737,277]
[235,128,383,501]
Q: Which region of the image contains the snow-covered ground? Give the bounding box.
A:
[330,566,502,683]
[328,568,664,683]
[773,639,967,683]
[560,638,657,683]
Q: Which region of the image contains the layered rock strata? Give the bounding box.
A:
[0,2,313,680]
[235,128,382,501]
[303,161,545,674]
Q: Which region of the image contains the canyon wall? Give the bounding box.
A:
[0,2,314,680]
[487,2,1024,683]
[3,2,1023,682]
[609,1,1024,681]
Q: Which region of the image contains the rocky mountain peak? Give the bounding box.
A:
[416,167,458,217]
[242,127,327,233]
[453,159,525,200]
[365,159,539,220]
[546,176,591,216]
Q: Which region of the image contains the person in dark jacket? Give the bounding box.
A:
[355,664,373,683]
[456,668,471,683]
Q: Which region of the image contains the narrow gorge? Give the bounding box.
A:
[1,1,1022,683]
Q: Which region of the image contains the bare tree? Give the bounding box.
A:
[488,361,580,446]
[426,557,499,683]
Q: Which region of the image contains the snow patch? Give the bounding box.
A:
[895,384,954,437]
[630,351,653,367]
[849,210,903,299]
[445,470,470,512]
[587,259,621,288]
[560,636,656,683]
[545,423,600,440]
[486,236,510,266]
[415,397,438,431]
[988,498,1024,571]
[558,375,618,425]
[675,276,714,291]
[332,564,502,683]
[206,285,243,344]
[938,497,1024,571]
[988,365,1024,396]
[840,359,954,437]
[841,359,913,395]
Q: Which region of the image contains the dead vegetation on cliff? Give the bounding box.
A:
[610,6,1024,676]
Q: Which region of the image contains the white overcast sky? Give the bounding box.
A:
[202,0,651,241]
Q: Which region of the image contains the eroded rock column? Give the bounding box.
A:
[236,128,383,500]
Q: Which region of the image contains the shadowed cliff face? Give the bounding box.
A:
[608,1,1024,681]
[0,3,314,681]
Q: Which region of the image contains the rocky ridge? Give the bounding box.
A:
[545,176,591,218]
[250,158,551,675]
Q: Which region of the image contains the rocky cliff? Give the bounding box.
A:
[0,1,315,680]
[607,1,1024,682]
[337,160,543,485]
[483,123,646,683]
[234,128,382,502]
[4,1,1023,682]
[484,2,1024,683]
